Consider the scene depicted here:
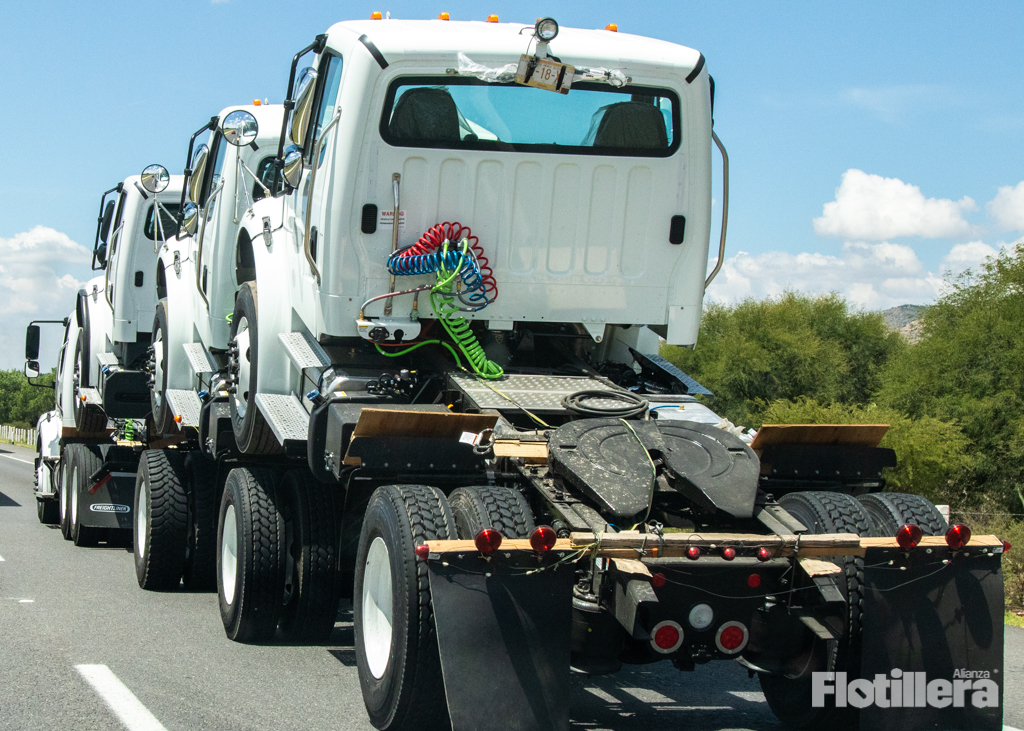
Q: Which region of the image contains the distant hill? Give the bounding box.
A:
[880,304,923,343]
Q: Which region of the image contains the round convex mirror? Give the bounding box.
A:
[222,110,259,147]
[141,164,170,193]
[181,202,200,237]
[282,146,304,189]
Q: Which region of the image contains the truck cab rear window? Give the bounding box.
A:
[380,77,679,157]
[144,202,181,240]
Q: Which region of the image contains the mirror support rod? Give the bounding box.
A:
[176,117,219,234]
[92,183,121,271]
[273,34,328,193]
[383,173,401,317]
[704,131,729,289]
[303,109,341,285]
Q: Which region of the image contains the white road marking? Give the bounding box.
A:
[1,454,33,464]
[0,554,5,561]
[727,690,767,702]
[74,665,168,731]
[585,686,621,703]
[1004,726,1024,731]
[18,599,34,603]
[621,686,675,703]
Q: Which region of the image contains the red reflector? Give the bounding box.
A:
[474,528,502,554]
[686,546,701,560]
[529,525,557,552]
[1004,540,1012,553]
[722,546,736,561]
[945,523,971,549]
[651,573,666,588]
[414,543,430,560]
[896,523,924,549]
[719,624,745,650]
[654,624,680,650]
[756,546,771,561]
[747,573,761,588]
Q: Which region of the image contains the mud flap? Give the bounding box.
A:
[859,547,1003,730]
[427,551,575,731]
[80,473,135,530]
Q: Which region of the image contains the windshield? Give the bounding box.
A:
[380,78,679,157]
[144,202,181,240]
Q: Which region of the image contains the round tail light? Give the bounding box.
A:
[722,547,736,561]
[747,573,761,588]
[650,620,684,654]
[474,528,502,554]
[414,543,430,560]
[651,573,666,588]
[715,621,749,654]
[529,525,557,553]
[686,546,701,561]
[896,523,924,549]
[944,523,971,549]
[757,547,772,562]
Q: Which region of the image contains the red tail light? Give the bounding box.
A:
[686,546,701,560]
[650,620,684,654]
[414,543,430,560]
[716,621,748,654]
[651,573,666,588]
[529,525,557,553]
[896,523,924,549]
[747,573,761,588]
[722,547,736,561]
[756,547,772,562]
[944,523,971,549]
[474,528,502,554]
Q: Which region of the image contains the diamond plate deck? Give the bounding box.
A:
[450,374,617,411]
[183,342,218,375]
[165,389,202,428]
[96,352,120,368]
[255,393,309,443]
[279,332,330,370]
[79,387,103,406]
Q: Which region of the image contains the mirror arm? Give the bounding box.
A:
[274,33,328,193]
[133,181,150,200]
[92,183,121,270]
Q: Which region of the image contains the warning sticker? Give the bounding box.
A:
[378,210,406,231]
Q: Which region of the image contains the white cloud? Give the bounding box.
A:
[0,226,91,370]
[941,240,999,272]
[706,240,949,310]
[814,169,975,240]
[987,181,1024,231]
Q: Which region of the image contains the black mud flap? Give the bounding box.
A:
[80,473,135,530]
[427,551,575,731]
[859,547,1003,731]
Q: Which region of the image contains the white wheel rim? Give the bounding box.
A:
[222,504,238,605]
[233,318,251,420]
[71,463,79,526]
[362,536,394,680]
[60,462,69,520]
[152,329,164,410]
[137,480,148,556]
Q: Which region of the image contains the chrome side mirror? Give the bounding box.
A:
[289,67,318,146]
[282,146,304,189]
[181,202,199,237]
[141,164,170,193]
[188,144,209,204]
[222,110,259,147]
[24,360,40,379]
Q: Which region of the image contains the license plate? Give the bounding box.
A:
[515,55,574,94]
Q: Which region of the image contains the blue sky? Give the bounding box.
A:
[2,1,1023,369]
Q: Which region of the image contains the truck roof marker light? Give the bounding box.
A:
[414,543,430,560]
[686,546,701,560]
[605,23,618,31]
[475,528,502,554]
[715,621,748,654]
[253,99,261,106]
[529,525,556,552]
[651,573,666,588]
[650,620,684,654]
[438,12,449,20]
[747,573,761,588]
[722,546,736,561]
[945,523,971,549]
[371,11,382,19]
[896,523,924,549]
[486,14,499,23]
[756,547,772,562]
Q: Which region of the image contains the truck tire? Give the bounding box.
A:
[228,283,281,455]
[134,449,188,590]
[217,466,286,643]
[354,484,454,731]
[858,493,948,536]
[182,453,219,591]
[149,301,174,436]
[59,450,74,540]
[759,491,875,730]
[70,444,103,547]
[448,486,536,539]
[278,469,341,642]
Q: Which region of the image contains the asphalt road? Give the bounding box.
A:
[1,441,1022,731]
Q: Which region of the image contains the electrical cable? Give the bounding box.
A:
[563,389,648,419]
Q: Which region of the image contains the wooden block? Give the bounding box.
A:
[750,424,890,450]
[492,440,548,459]
[859,535,1003,549]
[343,408,499,465]
[426,538,574,554]
[570,531,864,558]
[799,558,842,577]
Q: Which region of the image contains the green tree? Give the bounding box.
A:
[661,292,905,426]
[0,368,55,428]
